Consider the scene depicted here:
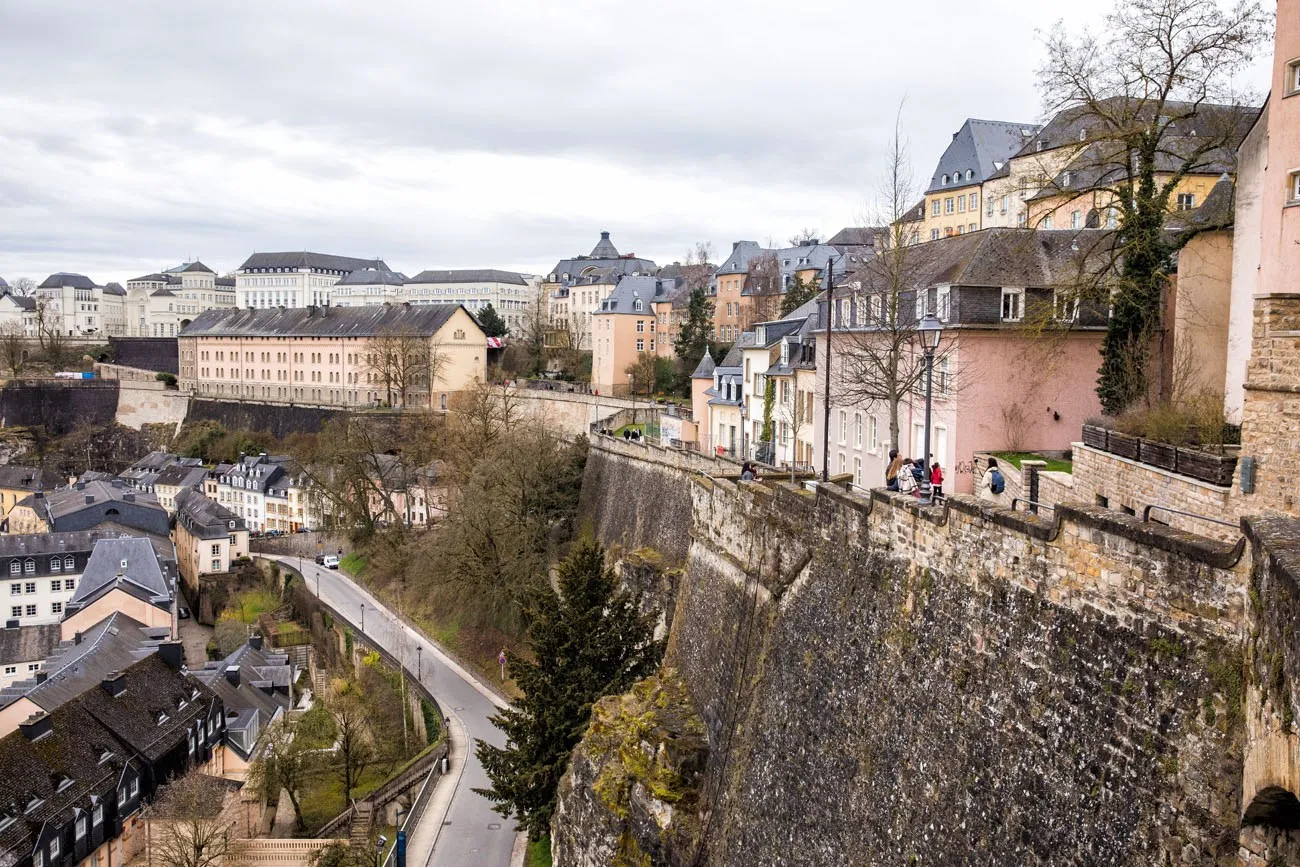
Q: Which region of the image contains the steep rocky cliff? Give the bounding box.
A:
[556,440,1260,866]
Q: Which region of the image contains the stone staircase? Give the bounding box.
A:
[349,801,373,851]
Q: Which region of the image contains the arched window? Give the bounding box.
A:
[941,174,949,185]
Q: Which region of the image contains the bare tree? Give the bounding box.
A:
[32,296,60,353]
[835,110,953,453]
[0,323,28,376]
[144,772,234,867]
[744,251,784,325]
[363,327,447,408]
[624,352,656,396]
[788,227,823,246]
[1038,0,1269,413]
[9,277,35,297]
[329,690,373,810]
[247,717,314,832]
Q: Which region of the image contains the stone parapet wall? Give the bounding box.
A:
[1071,442,1238,541]
[563,440,1262,864]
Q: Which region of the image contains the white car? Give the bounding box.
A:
[322,555,340,570]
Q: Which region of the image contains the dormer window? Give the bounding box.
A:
[1062,171,1072,187]
[1036,141,1046,152]
[120,559,128,569]
[633,300,643,312]
[156,711,169,725]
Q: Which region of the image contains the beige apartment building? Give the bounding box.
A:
[591,276,677,395]
[178,303,487,409]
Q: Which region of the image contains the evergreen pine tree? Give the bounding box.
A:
[779,274,819,317]
[475,539,665,838]
[476,303,509,338]
[674,285,714,370]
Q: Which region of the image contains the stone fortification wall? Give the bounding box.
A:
[0,380,119,434]
[187,399,397,437]
[512,388,638,440]
[558,440,1262,866]
[108,337,179,373]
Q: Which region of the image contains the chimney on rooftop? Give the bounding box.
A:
[101,671,126,698]
[19,713,52,742]
[157,641,184,671]
[248,634,263,651]
[225,665,241,687]
[85,495,94,505]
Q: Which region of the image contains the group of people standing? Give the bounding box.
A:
[883,450,1008,505]
[884,450,944,498]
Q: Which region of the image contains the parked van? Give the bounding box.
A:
[322,555,340,570]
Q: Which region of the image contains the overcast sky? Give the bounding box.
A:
[0,0,1271,285]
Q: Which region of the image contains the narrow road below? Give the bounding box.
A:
[270,556,516,867]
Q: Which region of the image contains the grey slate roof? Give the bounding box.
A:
[337,267,407,287]
[237,252,389,273]
[215,276,235,288]
[691,351,716,380]
[0,624,61,665]
[0,466,61,492]
[0,292,34,311]
[177,261,214,273]
[716,241,767,276]
[101,283,126,297]
[0,277,7,290]
[0,612,165,711]
[38,273,94,290]
[153,464,208,491]
[182,303,471,339]
[127,272,174,284]
[407,269,529,285]
[589,231,620,258]
[193,638,292,759]
[596,275,680,314]
[16,480,170,536]
[175,489,245,539]
[927,118,1040,193]
[66,536,173,616]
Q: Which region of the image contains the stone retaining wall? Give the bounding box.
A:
[1071,442,1237,541]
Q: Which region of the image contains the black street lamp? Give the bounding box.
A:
[417,645,422,681]
[917,312,944,505]
[360,602,365,633]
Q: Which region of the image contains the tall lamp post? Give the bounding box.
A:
[417,645,422,681]
[917,312,944,505]
[360,602,365,633]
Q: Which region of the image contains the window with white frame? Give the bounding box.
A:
[1176,193,1195,210]
[1001,288,1024,322]
[93,805,103,826]
[854,456,862,487]
[838,452,846,474]
[1290,170,1300,204]
[838,410,847,444]
[1289,59,1300,95]
[869,415,879,452]
[76,814,87,839]
[986,198,994,217]
[854,412,862,447]
[49,837,59,859]
[930,228,940,241]
[930,200,940,216]
[937,354,951,395]
[914,290,927,320]
[1071,210,1081,228]
[969,192,978,210]
[1055,290,1079,322]
[1105,208,1119,228]
[957,195,966,213]
[870,294,883,322]
[944,197,955,214]
[1041,213,1053,229]
[936,285,951,321]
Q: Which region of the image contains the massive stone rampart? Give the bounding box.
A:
[0,379,119,434]
[557,439,1286,866]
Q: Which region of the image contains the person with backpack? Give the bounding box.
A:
[896,459,917,494]
[885,450,903,490]
[980,457,1007,505]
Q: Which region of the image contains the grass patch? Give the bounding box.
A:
[526,836,552,867]
[993,451,1073,474]
[297,763,392,833]
[223,588,282,624]
[340,552,369,578]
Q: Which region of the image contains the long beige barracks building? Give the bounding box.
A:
[178,302,487,409]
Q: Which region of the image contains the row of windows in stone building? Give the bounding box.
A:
[10,578,75,594]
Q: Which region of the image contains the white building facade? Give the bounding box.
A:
[402,269,539,335]
[236,252,389,309]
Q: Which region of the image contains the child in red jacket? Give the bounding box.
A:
[930,462,944,499]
